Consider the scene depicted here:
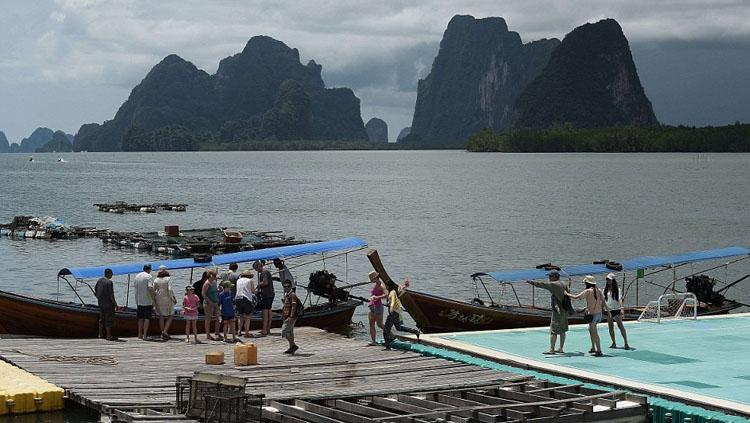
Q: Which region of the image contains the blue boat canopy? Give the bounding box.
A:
[58,236,367,280]
[475,246,750,283]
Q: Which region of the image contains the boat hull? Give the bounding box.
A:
[401,289,742,334]
[0,290,359,338]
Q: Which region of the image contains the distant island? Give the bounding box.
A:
[0,128,74,153]
[1,15,746,153]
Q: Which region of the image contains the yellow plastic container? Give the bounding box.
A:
[205,351,225,365]
[233,343,258,366]
[0,361,64,415]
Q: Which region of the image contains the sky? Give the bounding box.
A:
[1,0,749,143]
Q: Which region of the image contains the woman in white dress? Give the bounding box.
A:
[153,266,176,340]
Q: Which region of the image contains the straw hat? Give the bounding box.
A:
[240,269,254,277]
[581,275,597,285]
[368,271,380,281]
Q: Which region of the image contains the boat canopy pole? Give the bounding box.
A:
[58,275,86,306]
[281,247,367,274]
[473,276,497,306]
[125,274,131,308]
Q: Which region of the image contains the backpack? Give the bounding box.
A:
[295,298,305,318]
[288,293,304,318]
[561,294,575,314]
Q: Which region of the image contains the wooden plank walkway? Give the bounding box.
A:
[0,328,523,418]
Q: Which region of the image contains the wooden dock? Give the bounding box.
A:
[0,329,648,422]
[0,328,515,418]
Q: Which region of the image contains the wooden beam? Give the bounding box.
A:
[294,400,375,423]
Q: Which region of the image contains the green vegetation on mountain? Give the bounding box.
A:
[35,130,74,152]
[466,124,750,152]
[514,19,657,129]
[122,125,201,152]
[75,36,366,152]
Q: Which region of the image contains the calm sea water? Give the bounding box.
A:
[0,151,748,420]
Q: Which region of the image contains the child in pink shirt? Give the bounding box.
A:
[182,286,201,344]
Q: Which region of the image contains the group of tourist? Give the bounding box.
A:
[93,258,301,354]
[366,270,420,350]
[528,270,630,356]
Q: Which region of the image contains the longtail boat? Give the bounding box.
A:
[0,237,368,338]
[368,247,749,334]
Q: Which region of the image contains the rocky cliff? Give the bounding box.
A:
[75,36,367,151]
[396,127,411,142]
[36,130,74,152]
[365,118,388,142]
[410,15,560,146]
[0,131,8,153]
[514,19,658,128]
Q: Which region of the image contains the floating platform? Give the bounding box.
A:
[0,360,64,415]
[0,216,108,240]
[415,313,750,420]
[94,202,187,213]
[0,328,647,422]
[100,227,307,257]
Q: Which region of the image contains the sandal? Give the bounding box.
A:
[624,344,631,350]
[542,350,556,355]
[589,348,596,354]
[610,343,617,348]
[554,349,564,354]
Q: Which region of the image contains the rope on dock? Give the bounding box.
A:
[40,354,118,366]
[1,349,118,366]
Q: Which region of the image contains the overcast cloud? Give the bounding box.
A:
[1,0,749,142]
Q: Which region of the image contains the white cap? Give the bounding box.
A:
[606,272,616,280]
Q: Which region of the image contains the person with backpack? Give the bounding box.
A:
[281,279,300,354]
[527,270,573,354]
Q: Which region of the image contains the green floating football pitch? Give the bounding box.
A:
[435,314,750,416]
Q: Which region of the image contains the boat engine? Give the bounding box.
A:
[308,270,349,303]
[685,274,725,306]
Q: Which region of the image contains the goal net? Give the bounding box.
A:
[638,293,698,323]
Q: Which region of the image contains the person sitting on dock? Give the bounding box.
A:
[281,279,299,354]
[383,278,421,350]
[182,286,201,344]
[274,258,295,289]
[254,260,275,337]
[134,264,156,340]
[235,269,256,337]
[153,265,176,341]
[566,275,609,357]
[526,270,571,354]
[219,282,238,343]
[202,269,222,341]
[604,273,630,350]
[94,268,117,341]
